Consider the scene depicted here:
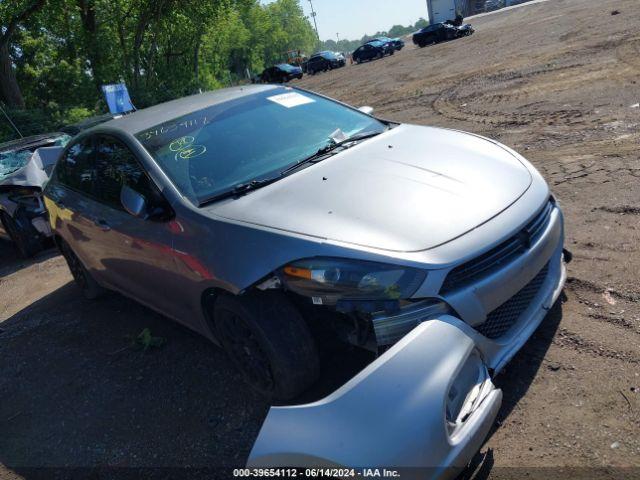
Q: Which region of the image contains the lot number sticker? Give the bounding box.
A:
[267,92,315,108]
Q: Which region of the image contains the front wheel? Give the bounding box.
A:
[214,292,320,400]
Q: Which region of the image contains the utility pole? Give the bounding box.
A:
[308,0,320,44]
[336,32,340,43]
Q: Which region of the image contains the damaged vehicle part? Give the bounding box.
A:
[0,133,69,257]
[42,85,566,473]
[249,319,502,479]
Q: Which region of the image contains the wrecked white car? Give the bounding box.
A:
[0,133,69,257]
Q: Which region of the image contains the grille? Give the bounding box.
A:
[475,262,550,339]
[440,200,553,293]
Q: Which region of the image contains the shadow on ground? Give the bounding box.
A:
[0,284,270,475]
[0,232,58,278]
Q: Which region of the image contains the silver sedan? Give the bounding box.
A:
[43,85,567,476]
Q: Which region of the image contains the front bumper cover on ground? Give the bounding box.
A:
[249,251,567,478]
[248,319,502,479]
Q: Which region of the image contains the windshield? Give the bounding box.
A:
[277,63,296,72]
[136,88,386,205]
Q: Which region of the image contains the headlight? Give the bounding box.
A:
[280,257,427,306]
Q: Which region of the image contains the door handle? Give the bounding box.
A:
[94,218,111,231]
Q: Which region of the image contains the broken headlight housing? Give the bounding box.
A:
[280,257,427,307]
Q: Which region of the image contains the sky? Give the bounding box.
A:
[263,0,430,41]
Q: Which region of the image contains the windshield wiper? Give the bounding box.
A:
[199,130,385,206]
[281,130,384,176]
[198,177,281,206]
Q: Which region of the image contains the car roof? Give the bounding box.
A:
[100,84,278,134]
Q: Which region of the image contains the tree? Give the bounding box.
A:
[0,0,47,108]
[1,0,322,141]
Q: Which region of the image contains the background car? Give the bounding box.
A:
[456,23,475,37]
[305,51,345,74]
[352,41,388,63]
[259,63,303,83]
[0,132,69,257]
[412,22,459,47]
[368,36,403,52]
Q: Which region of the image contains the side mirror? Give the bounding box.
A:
[120,185,147,218]
[358,106,374,116]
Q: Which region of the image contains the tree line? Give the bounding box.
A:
[0,0,317,141]
[1,1,427,142]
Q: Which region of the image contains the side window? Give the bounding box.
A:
[56,137,96,194]
[94,136,157,211]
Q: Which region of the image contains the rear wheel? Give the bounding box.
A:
[0,211,41,258]
[57,238,103,299]
[214,292,320,400]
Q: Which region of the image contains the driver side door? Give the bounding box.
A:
[90,134,182,318]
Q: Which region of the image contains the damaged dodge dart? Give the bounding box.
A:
[43,84,568,474]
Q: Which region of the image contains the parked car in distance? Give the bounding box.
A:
[352,41,388,63]
[44,84,567,474]
[413,22,459,47]
[0,132,70,256]
[258,64,303,83]
[305,51,345,74]
[368,36,404,52]
[456,23,475,37]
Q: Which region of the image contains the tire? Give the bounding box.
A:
[57,238,103,299]
[0,210,41,258]
[356,57,362,64]
[214,292,320,400]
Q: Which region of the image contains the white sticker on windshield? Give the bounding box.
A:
[267,92,315,108]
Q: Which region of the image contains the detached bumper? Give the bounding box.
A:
[248,319,502,478]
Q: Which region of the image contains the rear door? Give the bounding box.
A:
[45,136,105,272]
[90,134,182,317]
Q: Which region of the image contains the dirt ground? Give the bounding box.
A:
[1,0,639,477]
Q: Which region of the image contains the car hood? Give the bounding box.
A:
[208,125,532,252]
